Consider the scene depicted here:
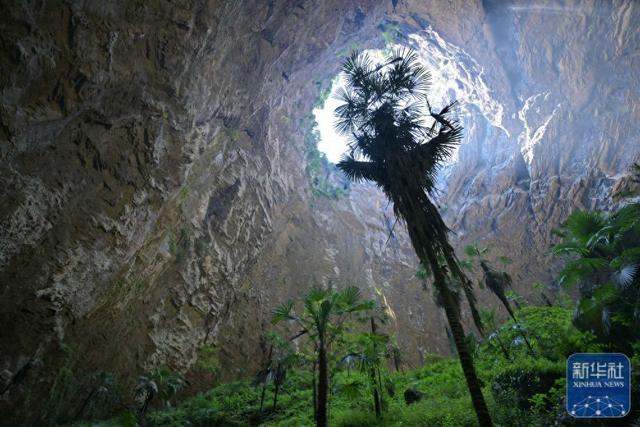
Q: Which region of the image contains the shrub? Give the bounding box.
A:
[491,358,563,425]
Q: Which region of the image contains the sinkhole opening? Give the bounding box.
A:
[311,28,510,170]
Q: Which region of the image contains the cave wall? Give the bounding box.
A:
[0,0,638,422]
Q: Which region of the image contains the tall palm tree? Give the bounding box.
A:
[272,287,373,427]
[334,49,493,426]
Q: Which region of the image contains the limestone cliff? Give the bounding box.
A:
[0,0,638,422]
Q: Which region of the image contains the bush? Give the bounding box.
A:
[332,409,378,427]
[491,358,564,426]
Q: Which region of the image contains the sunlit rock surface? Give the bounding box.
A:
[0,0,638,422]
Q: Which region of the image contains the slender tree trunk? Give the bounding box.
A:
[376,367,385,411]
[445,324,457,355]
[312,360,318,422]
[432,260,493,427]
[396,189,493,427]
[74,387,96,419]
[493,334,511,360]
[369,366,381,418]
[541,292,553,307]
[503,304,536,355]
[260,383,267,412]
[260,345,273,412]
[272,381,280,411]
[369,318,382,417]
[317,342,329,427]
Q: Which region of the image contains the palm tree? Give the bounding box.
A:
[553,197,640,351]
[356,318,388,418]
[334,49,493,426]
[256,332,295,412]
[479,260,536,355]
[135,368,184,416]
[272,287,373,427]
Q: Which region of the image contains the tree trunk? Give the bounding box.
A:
[272,382,280,411]
[312,360,318,422]
[369,318,382,417]
[503,303,536,356]
[259,382,267,412]
[74,387,96,419]
[432,259,493,427]
[376,366,385,412]
[396,188,493,427]
[260,345,273,412]
[369,366,381,418]
[317,342,328,427]
[493,333,511,360]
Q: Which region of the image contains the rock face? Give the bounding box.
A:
[0,0,638,422]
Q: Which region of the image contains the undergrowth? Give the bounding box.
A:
[70,306,618,426]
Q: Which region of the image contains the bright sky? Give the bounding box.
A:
[312,79,349,163]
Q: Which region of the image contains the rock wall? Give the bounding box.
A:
[0,0,638,422]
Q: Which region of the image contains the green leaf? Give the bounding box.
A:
[416,263,432,280]
[592,282,618,304]
[552,241,588,257]
[272,301,295,324]
[558,258,608,288]
[611,247,640,267]
[497,256,513,265]
[464,245,479,257]
[563,211,606,244]
[611,203,640,232]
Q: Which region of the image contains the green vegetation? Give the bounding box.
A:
[74,306,613,426]
[272,287,374,426]
[179,185,189,212]
[135,367,185,416]
[194,345,221,377]
[552,193,640,353]
[70,191,640,424]
[381,23,401,47]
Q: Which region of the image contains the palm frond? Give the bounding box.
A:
[385,47,431,99]
[558,257,609,288]
[411,122,462,180]
[337,156,381,183]
[612,263,638,289]
[480,261,515,319]
[611,203,640,232]
[341,50,376,93]
[272,301,295,324]
[338,286,361,307]
[552,241,589,257]
[562,211,606,245]
[611,247,640,268]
